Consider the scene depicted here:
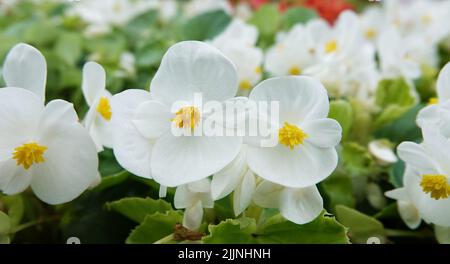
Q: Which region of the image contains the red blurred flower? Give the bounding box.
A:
[305,0,354,24]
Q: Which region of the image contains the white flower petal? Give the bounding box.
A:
[32,122,98,205]
[253,180,283,208]
[233,170,256,216]
[183,201,204,231]
[368,140,398,164]
[111,89,153,179]
[416,105,439,129]
[82,62,106,106]
[151,41,238,105]
[385,187,410,202]
[303,118,342,148]
[0,159,32,195]
[279,185,323,225]
[247,143,338,188]
[397,142,438,173]
[151,133,242,187]
[132,100,172,139]
[437,62,450,102]
[397,200,421,229]
[211,147,247,200]
[249,76,329,125]
[3,43,46,102]
[421,125,450,173]
[0,88,43,161]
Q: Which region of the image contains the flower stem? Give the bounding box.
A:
[385,228,433,238]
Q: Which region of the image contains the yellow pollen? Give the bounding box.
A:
[278,122,308,150]
[428,97,439,105]
[255,66,262,74]
[325,40,338,54]
[240,80,253,90]
[97,97,112,121]
[365,28,377,39]
[12,142,48,170]
[289,66,301,75]
[172,106,201,131]
[420,174,450,200]
[421,15,432,24]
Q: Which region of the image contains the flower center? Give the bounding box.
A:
[325,40,338,54]
[428,97,439,105]
[172,106,201,131]
[278,122,308,150]
[420,174,450,200]
[365,28,377,39]
[97,97,112,121]
[240,80,253,90]
[12,142,48,170]
[289,66,301,75]
[421,15,432,25]
[255,66,262,74]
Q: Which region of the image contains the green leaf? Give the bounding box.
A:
[329,100,354,140]
[203,217,257,244]
[107,197,173,223]
[54,32,82,66]
[0,235,10,244]
[203,212,349,244]
[125,10,158,39]
[336,205,386,244]
[342,142,374,177]
[182,10,231,41]
[249,4,280,43]
[374,78,416,128]
[348,98,372,143]
[126,211,182,244]
[93,171,129,193]
[322,173,356,212]
[0,211,11,235]
[389,159,405,188]
[135,41,166,68]
[2,195,24,227]
[281,7,318,30]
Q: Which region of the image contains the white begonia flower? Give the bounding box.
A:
[0,43,98,205]
[368,139,398,165]
[417,62,450,138]
[305,11,379,102]
[183,0,232,18]
[359,7,386,43]
[377,28,421,80]
[82,62,114,152]
[211,20,263,95]
[112,41,242,187]
[386,125,450,228]
[174,178,214,230]
[246,76,342,188]
[211,146,256,216]
[69,0,157,35]
[265,20,324,77]
[253,180,323,224]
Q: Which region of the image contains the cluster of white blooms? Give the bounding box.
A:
[386,63,450,243]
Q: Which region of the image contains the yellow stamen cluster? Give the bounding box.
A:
[289,66,301,75]
[255,66,262,74]
[325,40,338,54]
[240,80,253,90]
[97,97,112,121]
[12,142,48,170]
[420,174,450,200]
[365,28,377,39]
[278,122,308,150]
[172,106,201,131]
[428,97,439,105]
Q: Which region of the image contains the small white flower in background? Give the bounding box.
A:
[233,2,253,21]
[116,52,136,78]
[211,146,256,216]
[68,0,157,35]
[183,0,231,18]
[417,62,450,138]
[377,28,421,81]
[82,62,114,152]
[211,19,263,96]
[174,178,214,230]
[368,139,398,165]
[246,76,342,188]
[0,43,98,205]
[265,21,322,77]
[359,7,386,43]
[253,180,324,224]
[112,41,242,187]
[386,125,450,229]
